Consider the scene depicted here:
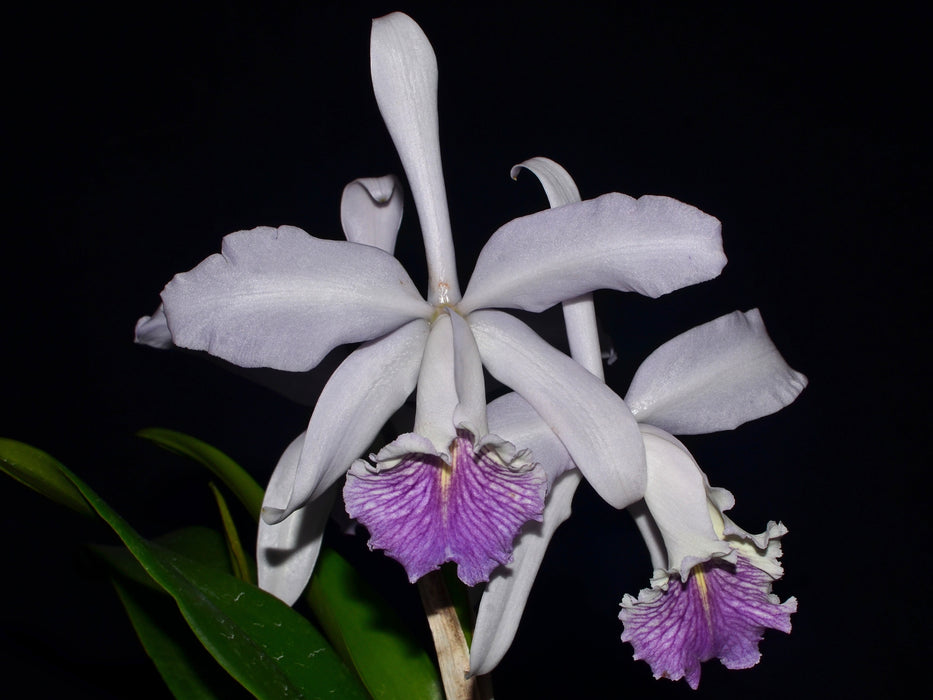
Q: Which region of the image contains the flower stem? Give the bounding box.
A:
[417,570,490,700]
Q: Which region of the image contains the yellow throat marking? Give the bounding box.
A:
[691,565,714,629]
[439,442,455,525]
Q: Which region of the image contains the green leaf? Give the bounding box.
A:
[137,428,264,520]
[308,548,444,700]
[0,438,95,516]
[90,527,236,593]
[111,577,251,699]
[208,483,253,583]
[56,461,370,700]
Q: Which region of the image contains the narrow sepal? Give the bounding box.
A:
[371,12,460,304]
[262,319,429,522]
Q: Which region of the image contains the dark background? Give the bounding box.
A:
[3,2,928,698]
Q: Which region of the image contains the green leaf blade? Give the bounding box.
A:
[308,548,444,700]
[137,428,264,520]
[111,577,250,699]
[0,438,95,516]
[55,459,369,700]
[208,482,253,583]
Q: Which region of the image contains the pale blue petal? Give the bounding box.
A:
[511,158,605,378]
[161,225,431,372]
[626,309,808,434]
[262,319,429,522]
[459,193,725,314]
[257,429,336,605]
[469,310,645,509]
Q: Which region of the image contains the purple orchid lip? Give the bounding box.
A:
[344,430,547,585]
[619,555,797,689]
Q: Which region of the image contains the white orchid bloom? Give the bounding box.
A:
[470,159,806,681]
[141,14,726,603]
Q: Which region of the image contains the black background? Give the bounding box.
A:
[3,2,928,698]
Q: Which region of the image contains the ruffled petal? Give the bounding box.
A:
[640,425,733,575]
[459,193,725,314]
[486,392,574,486]
[371,12,460,304]
[340,175,404,254]
[161,225,431,371]
[469,469,580,675]
[262,319,429,523]
[134,304,173,349]
[257,432,337,605]
[718,516,789,580]
[626,309,808,434]
[344,431,546,585]
[469,310,645,509]
[619,556,796,689]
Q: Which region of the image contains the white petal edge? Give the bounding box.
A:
[134,304,173,349]
[262,319,429,522]
[469,310,646,509]
[371,12,460,304]
[486,392,574,486]
[257,432,337,605]
[469,469,581,676]
[625,309,808,434]
[460,193,725,314]
[511,157,581,209]
[640,424,734,577]
[340,175,404,254]
[161,225,431,371]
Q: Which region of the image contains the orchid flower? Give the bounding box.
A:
[469,159,806,686]
[140,13,727,602]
